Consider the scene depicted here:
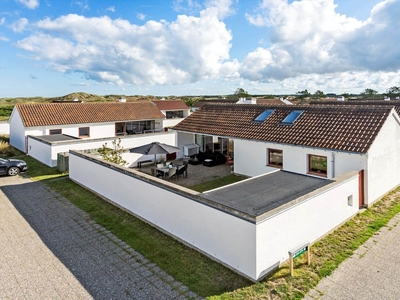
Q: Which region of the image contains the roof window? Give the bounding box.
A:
[254,109,275,122]
[280,110,304,125]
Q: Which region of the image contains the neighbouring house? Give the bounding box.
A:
[173,103,400,207]
[9,102,166,153]
[190,99,238,111]
[151,99,191,129]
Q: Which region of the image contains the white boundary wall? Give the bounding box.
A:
[28,132,177,167]
[69,151,360,281]
[69,151,257,279]
[0,122,9,135]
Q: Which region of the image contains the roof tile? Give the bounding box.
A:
[16,102,165,127]
[173,104,392,153]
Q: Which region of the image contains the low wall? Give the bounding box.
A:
[69,151,258,279]
[28,132,177,167]
[69,151,361,281]
[0,122,9,135]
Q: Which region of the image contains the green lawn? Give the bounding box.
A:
[20,155,400,299]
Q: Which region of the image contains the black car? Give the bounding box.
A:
[0,158,28,176]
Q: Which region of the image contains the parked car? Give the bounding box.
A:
[0,158,28,176]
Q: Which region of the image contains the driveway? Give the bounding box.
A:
[0,175,201,299]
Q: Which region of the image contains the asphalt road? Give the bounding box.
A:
[0,175,201,300]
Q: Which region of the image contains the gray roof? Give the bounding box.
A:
[33,134,80,142]
[201,171,332,219]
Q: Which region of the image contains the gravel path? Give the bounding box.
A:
[0,175,201,300]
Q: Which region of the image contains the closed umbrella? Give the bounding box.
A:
[129,142,181,165]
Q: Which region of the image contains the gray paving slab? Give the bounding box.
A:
[306,212,400,299]
[0,175,201,299]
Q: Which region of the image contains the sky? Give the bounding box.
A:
[0,0,399,98]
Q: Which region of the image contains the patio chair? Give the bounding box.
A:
[183,160,189,178]
[176,165,186,179]
[167,167,177,180]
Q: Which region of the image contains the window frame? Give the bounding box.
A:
[78,127,90,138]
[267,148,283,168]
[254,109,275,122]
[280,110,304,125]
[166,110,184,119]
[308,154,327,177]
[49,129,62,135]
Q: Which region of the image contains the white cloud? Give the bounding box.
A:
[0,35,10,42]
[136,13,146,21]
[74,0,89,11]
[106,6,115,12]
[15,0,39,10]
[11,18,29,32]
[16,2,235,87]
[0,17,5,26]
[241,0,400,82]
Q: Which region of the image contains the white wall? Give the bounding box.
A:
[9,110,26,152]
[0,122,9,135]
[28,132,177,167]
[234,139,367,179]
[69,151,257,279]
[163,118,185,128]
[255,172,359,278]
[69,151,361,281]
[366,111,400,205]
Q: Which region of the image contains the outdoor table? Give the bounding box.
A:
[156,167,170,179]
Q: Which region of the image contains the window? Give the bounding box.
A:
[308,154,327,176]
[281,110,304,125]
[268,149,283,168]
[166,111,183,119]
[49,129,61,135]
[254,109,274,122]
[79,127,90,137]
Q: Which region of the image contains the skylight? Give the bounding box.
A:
[254,109,275,122]
[280,110,304,125]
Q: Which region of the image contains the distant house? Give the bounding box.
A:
[151,99,191,128]
[9,102,166,153]
[191,99,238,111]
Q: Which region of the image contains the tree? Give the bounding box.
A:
[313,90,325,100]
[98,138,127,166]
[225,88,250,100]
[360,88,378,98]
[296,89,311,99]
[386,86,400,96]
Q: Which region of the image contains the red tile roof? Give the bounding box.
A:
[173,104,393,153]
[16,102,165,127]
[309,100,400,115]
[151,100,189,110]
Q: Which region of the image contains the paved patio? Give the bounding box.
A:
[137,159,234,187]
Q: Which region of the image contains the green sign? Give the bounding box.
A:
[293,247,307,259]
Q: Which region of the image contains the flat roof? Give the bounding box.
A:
[200,171,333,219]
[33,134,80,142]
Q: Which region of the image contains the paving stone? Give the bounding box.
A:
[0,175,201,300]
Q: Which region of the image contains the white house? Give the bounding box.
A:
[173,103,400,207]
[66,102,400,282]
[9,102,166,153]
[151,99,191,128]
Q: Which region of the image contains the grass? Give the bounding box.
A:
[18,155,400,299]
[189,173,248,192]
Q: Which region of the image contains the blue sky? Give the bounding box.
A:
[1,0,399,98]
